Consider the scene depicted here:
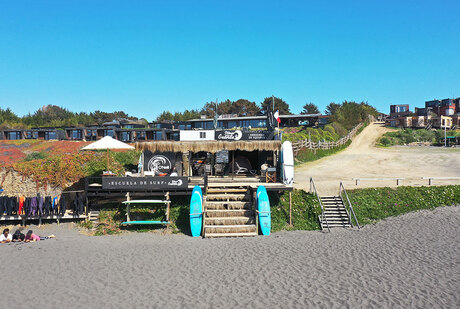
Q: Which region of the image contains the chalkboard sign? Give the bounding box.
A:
[216,150,229,163]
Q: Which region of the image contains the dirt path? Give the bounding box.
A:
[295,123,460,195]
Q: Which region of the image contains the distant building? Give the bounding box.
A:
[389,104,411,119]
[386,97,459,129]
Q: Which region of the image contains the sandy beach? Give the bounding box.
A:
[1,205,459,308]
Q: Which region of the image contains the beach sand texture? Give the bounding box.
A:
[1,205,459,308]
[295,123,460,195]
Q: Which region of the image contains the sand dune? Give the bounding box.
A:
[1,205,459,308]
[295,123,460,195]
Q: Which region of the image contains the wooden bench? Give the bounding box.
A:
[421,177,460,186]
[353,177,405,186]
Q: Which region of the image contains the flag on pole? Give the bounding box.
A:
[274,110,281,124]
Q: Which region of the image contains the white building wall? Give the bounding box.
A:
[179,130,215,141]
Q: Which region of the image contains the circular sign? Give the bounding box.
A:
[147,155,172,175]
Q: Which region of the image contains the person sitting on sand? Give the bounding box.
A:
[24,230,40,242]
[0,228,13,243]
[12,230,25,242]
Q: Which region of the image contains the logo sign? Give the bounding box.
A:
[216,130,243,141]
[147,155,173,175]
[102,177,188,190]
[215,130,274,141]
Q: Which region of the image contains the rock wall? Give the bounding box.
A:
[0,168,62,197]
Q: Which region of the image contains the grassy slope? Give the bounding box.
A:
[93,185,460,235]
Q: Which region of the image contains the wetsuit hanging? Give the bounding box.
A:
[0,196,5,215]
[44,196,51,216]
[30,196,37,217]
[73,193,79,216]
[52,196,56,214]
[19,196,25,215]
[60,196,66,216]
[38,194,44,217]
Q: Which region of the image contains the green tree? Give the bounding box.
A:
[330,101,378,129]
[325,102,341,115]
[301,103,320,114]
[260,97,292,115]
[230,99,260,116]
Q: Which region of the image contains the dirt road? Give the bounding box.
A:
[295,123,460,195]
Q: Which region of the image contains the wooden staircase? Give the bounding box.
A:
[203,185,258,238]
[319,196,352,229]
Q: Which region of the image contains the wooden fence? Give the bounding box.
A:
[291,123,363,155]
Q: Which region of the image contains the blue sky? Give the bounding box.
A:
[1,0,459,120]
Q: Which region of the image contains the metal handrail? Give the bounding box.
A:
[339,182,360,229]
[310,177,330,232]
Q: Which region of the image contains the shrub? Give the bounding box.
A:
[348,185,460,225]
[24,151,48,161]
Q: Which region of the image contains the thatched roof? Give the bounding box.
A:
[135,140,281,153]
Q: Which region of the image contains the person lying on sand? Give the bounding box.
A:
[12,230,25,242]
[24,230,56,242]
[0,228,12,243]
[24,230,40,242]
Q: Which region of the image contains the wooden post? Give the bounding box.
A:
[125,192,131,222]
[253,190,259,235]
[165,191,170,222]
[232,150,235,181]
[289,191,292,226]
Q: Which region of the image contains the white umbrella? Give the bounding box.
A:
[81,136,134,171]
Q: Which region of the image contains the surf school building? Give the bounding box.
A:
[85,129,292,198]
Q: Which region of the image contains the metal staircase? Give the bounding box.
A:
[319,196,352,229]
[203,185,258,238]
[310,178,360,231]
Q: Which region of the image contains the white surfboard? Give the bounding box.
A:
[281,141,294,186]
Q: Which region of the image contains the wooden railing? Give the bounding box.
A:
[291,123,363,155]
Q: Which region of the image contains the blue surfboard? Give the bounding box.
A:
[190,185,203,237]
[257,186,271,236]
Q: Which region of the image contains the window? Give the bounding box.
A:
[155,131,163,140]
[45,131,57,140]
[396,106,407,113]
[120,131,131,141]
[226,121,237,129]
[71,130,82,139]
[7,132,21,140]
[200,132,206,139]
[103,129,114,137]
[25,131,38,139]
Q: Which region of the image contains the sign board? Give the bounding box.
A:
[143,151,180,175]
[215,150,229,163]
[215,130,274,141]
[102,177,189,190]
